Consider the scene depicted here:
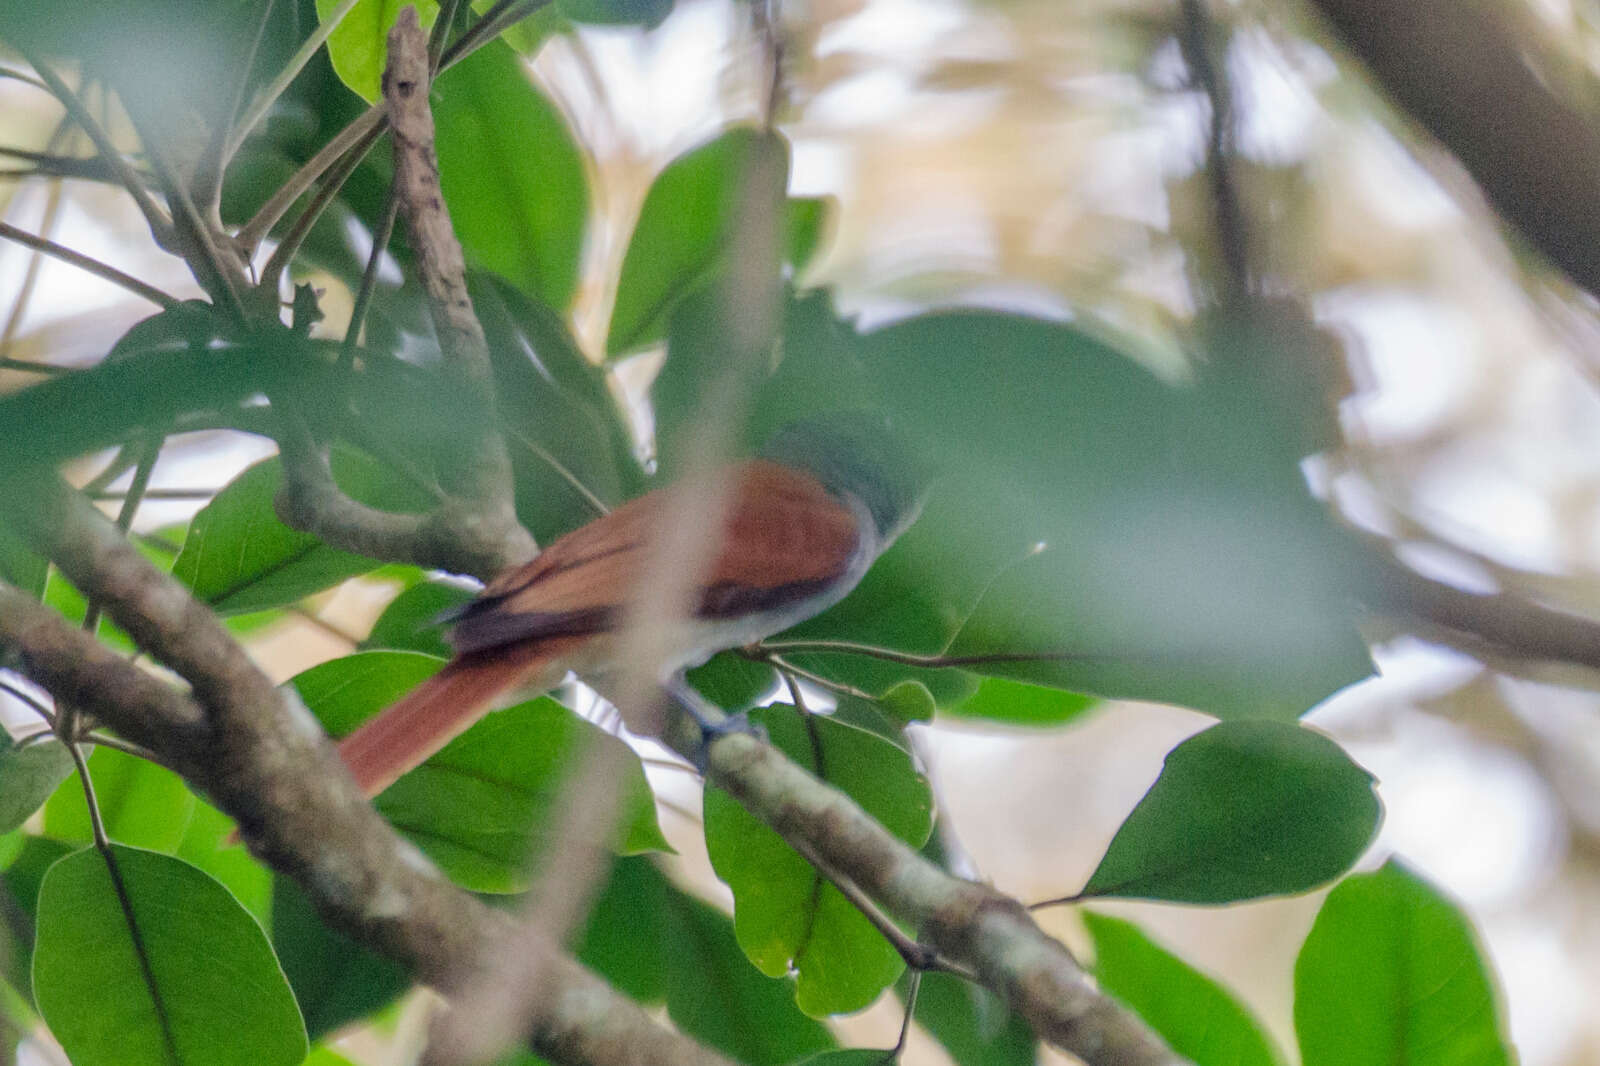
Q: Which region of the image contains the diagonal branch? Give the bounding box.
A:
[0,478,735,1066]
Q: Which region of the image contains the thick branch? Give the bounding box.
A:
[1309,0,1600,299]
[682,727,1189,1066]
[0,480,732,1066]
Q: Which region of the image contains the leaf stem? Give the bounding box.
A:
[0,221,179,309]
[224,0,364,166]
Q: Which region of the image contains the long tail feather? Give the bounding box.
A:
[337,646,560,796]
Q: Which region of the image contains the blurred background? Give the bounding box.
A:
[6,0,1600,1062]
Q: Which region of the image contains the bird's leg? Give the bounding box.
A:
[663,678,762,773]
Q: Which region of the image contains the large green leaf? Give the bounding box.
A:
[435,41,589,311]
[607,128,825,357]
[270,873,410,1040]
[315,0,441,103]
[719,297,1375,719]
[33,846,306,1066]
[363,579,476,657]
[942,676,1096,727]
[293,652,669,892]
[1085,911,1285,1066]
[575,857,835,1064]
[0,835,73,1001]
[0,522,47,600]
[1079,721,1381,903]
[0,736,72,834]
[42,746,197,854]
[172,451,423,614]
[1295,861,1513,1066]
[175,799,272,926]
[704,704,934,1016]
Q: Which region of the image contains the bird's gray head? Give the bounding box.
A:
[760,412,931,545]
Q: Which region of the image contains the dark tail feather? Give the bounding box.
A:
[338,649,554,797]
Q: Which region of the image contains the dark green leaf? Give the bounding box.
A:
[704,704,933,1016]
[173,451,421,614]
[607,127,790,356]
[793,1052,895,1066]
[0,835,74,1001]
[293,652,669,892]
[0,737,72,834]
[0,522,47,600]
[1085,911,1285,1066]
[687,652,777,713]
[1080,721,1381,903]
[271,873,410,1040]
[898,970,1036,1066]
[364,580,476,657]
[575,857,835,1064]
[1295,861,1513,1066]
[558,0,674,27]
[33,845,306,1066]
[315,0,441,103]
[435,41,589,310]
[944,676,1096,727]
[42,746,197,853]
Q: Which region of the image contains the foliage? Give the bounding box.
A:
[0,2,1523,1066]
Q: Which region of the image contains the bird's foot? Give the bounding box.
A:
[665,682,765,773]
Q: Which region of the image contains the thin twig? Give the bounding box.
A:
[342,186,402,361]
[0,357,73,375]
[757,638,1132,671]
[0,677,55,726]
[1177,0,1251,306]
[81,731,166,767]
[194,0,279,212]
[235,107,386,255]
[257,118,386,291]
[0,221,179,309]
[18,52,175,245]
[1,118,73,357]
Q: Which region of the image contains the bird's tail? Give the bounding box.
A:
[338,644,567,797]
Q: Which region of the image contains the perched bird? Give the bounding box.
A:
[337,414,929,796]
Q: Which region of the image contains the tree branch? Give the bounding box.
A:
[272,9,536,581]
[0,478,734,1066]
[1308,0,1600,300]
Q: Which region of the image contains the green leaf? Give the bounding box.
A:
[1080,721,1380,903]
[1085,911,1285,1066]
[687,652,777,713]
[293,652,669,892]
[607,127,791,356]
[784,195,834,276]
[1295,861,1513,1066]
[173,452,421,614]
[575,857,835,1064]
[0,521,47,600]
[944,676,1096,727]
[271,874,410,1040]
[704,704,934,1016]
[33,845,307,1066]
[898,970,1036,1066]
[877,680,935,725]
[42,746,197,853]
[793,1052,894,1066]
[363,580,476,657]
[315,0,441,103]
[435,41,589,310]
[175,800,272,926]
[0,835,74,1001]
[0,736,73,834]
[558,0,674,27]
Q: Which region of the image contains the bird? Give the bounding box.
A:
[335,413,930,797]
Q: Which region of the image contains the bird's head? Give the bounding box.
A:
[760,412,931,546]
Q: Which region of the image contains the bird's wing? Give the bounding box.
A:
[449,459,864,654]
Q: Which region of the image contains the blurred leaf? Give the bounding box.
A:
[364,580,476,657]
[877,680,935,725]
[944,676,1096,727]
[897,970,1036,1066]
[575,857,836,1064]
[435,41,588,310]
[293,652,669,892]
[315,0,440,103]
[0,835,73,1001]
[1085,911,1285,1066]
[0,736,72,834]
[0,523,47,600]
[271,873,410,1040]
[793,1052,894,1065]
[1295,861,1513,1066]
[734,300,1373,719]
[470,273,638,542]
[687,652,777,713]
[34,845,306,1066]
[607,128,796,357]
[176,799,272,926]
[173,450,423,614]
[784,196,834,277]
[704,704,933,1016]
[558,0,674,27]
[1080,721,1381,903]
[42,746,197,854]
